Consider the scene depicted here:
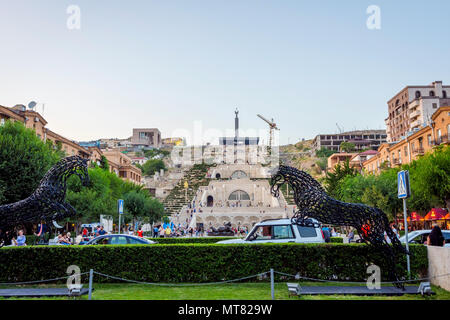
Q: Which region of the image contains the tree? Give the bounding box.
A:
[315,147,336,158]
[339,142,356,153]
[0,121,61,204]
[323,160,358,198]
[142,159,166,176]
[123,190,164,227]
[99,155,109,171]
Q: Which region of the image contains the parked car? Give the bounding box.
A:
[83,234,156,245]
[216,218,324,244]
[399,230,450,247]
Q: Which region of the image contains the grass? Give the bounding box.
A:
[1,282,449,300]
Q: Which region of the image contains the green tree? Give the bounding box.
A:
[315,147,336,158]
[123,190,164,226]
[0,121,61,204]
[323,160,358,198]
[142,159,166,176]
[99,155,109,171]
[339,142,356,153]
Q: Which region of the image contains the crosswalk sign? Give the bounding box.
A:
[118,199,124,214]
[398,171,411,199]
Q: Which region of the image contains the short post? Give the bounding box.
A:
[402,198,411,278]
[270,269,275,300]
[88,269,93,300]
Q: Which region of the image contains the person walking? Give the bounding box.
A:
[159,226,165,238]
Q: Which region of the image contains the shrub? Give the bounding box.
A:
[330,237,344,243]
[0,244,427,284]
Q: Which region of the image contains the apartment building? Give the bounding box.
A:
[385,81,450,142]
[327,150,379,172]
[102,150,142,184]
[312,130,387,152]
[131,128,161,148]
[0,104,90,159]
[364,106,450,174]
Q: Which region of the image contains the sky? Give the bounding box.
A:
[1,0,449,145]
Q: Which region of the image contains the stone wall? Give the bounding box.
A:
[427,246,450,291]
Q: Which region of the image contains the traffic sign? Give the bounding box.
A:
[118,199,124,214]
[397,170,411,199]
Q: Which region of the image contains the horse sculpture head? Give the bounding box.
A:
[270,165,325,198]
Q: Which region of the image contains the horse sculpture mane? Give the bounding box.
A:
[270,165,408,288]
[0,156,89,239]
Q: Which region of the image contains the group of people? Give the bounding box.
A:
[0,229,27,247]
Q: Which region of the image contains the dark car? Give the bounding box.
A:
[84,234,156,245]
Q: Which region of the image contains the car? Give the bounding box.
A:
[399,230,450,247]
[216,218,325,244]
[83,234,156,245]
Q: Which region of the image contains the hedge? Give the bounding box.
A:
[0,244,427,284]
[149,237,239,244]
[330,237,343,243]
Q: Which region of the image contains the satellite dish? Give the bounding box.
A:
[28,101,37,110]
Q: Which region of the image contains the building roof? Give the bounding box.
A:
[358,150,379,156]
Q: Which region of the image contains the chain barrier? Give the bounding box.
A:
[92,271,270,287]
[0,272,90,286]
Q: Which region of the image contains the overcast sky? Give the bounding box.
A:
[1,0,449,145]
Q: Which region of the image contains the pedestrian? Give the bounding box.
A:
[159,226,165,238]
[348,229,355,243]
[427,223,445,247]
[16,229,27,246]
[322,227,331,243]
[98,226,107,236]
[165,226,171,237]
[137,228,143,238]
[153,225,159,238]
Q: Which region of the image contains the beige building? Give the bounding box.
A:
[175,163,294,230]
[131,128,161,148]
[102,150,142,184]
[364,106,450,174]
[385,81,450,142]
[0,104,90,159]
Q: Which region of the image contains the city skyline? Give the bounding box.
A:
[1,1,450,145]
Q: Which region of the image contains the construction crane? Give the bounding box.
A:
[257,114,280,148]
[336,123,343,134]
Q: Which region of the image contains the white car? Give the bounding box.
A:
[216,218,325,244]
[400,230,450,247]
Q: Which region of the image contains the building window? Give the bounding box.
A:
[404,146,408,157]
[432,103,438,109]
[228,190,250,201]
[429,91,435,97]
[428,134,432,146]
[415,91,421,98]
[231,170,247,179]
[443,90,447,98]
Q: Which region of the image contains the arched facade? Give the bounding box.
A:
[231,170,247,179]
[228,190,251,201]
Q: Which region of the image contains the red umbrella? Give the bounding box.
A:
[424,208,447,220]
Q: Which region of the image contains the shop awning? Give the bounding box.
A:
[444,213,450,220]
[424,208,447,220]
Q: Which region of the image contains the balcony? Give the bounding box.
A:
[392,158,401,166]
[412,148,425,156]
[434,135,449,145]
[410,119,422,129]
[409,109,421,119]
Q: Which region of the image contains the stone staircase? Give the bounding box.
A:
[163,163,215,216]
[280,183,295,205]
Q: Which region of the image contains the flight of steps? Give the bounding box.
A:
[280,183,295,205]
[163,163,215,216]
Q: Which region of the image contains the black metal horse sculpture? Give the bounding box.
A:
[0,156,89,245]
[270,165,408,288]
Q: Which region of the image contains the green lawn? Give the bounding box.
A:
[1,282,449,300]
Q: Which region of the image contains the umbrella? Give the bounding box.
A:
[444,213,450,220]
[424,208,447,220]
